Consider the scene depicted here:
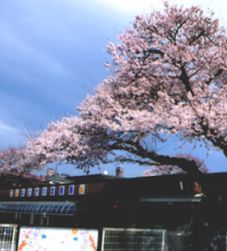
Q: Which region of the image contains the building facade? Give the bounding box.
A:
[0,173,227,250]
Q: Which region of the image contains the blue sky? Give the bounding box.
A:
[0,0,226,176]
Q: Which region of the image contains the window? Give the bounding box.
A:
[14,189,19,198]
[68,185,75,195]
[59,186,65,196]
[20,189,26,197]
[101,228,166,251]
[34,187,40,197]
[50,186,56,196]
[27,188,32,197]
[42,187,47,196]
[0,224,17,251]
[9,190,14,198]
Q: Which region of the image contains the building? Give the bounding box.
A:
[0,172,227,250]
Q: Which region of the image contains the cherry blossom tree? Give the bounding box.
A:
[28,3,226,178]
[0,147,42,175]
[143,154,208,176]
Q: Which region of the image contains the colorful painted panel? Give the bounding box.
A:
[17,227,98,251]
